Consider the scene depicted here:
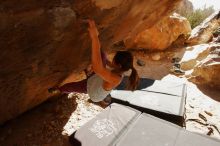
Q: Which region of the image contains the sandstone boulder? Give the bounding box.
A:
[0,0,182,124]
[125,13,191,50]
[181,44,212,71]
[189,45,220,89]
[187,11,220,45]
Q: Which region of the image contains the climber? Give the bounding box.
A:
[48,19,139,104]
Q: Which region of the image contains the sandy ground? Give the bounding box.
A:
[0,93,103,146]
[185,84,220,139]
[0,75,219,146]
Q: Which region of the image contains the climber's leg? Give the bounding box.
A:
[48,79,88,94]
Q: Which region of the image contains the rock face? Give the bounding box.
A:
[189,45,220,89]
[179,11,220,89]
[0,0,182,124]
[180,43,220,89]
[125,13,191,50]
[181,44,212,71]
[187,11,220,45]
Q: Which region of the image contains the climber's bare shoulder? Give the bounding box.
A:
[95,68,122,88]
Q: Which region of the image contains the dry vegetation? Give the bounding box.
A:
[180,6,215,29]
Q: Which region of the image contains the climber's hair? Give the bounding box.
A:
[113,51,139,91]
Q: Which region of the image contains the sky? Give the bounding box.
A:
[189,0,220,10]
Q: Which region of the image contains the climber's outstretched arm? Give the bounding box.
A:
[87,20,121,85]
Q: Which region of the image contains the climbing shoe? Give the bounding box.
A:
[103,95,112,105]
[48,87,60,94]
[170,68,185,75]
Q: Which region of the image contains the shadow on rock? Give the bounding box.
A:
[0,94,78,146]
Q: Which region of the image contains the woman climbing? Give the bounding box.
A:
[48,19,139,103]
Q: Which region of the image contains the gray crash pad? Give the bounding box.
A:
[142,80,187,97]
[116,113,220,146]
[73,103,141,146]
[111,90,185,116]
[116,113,181,146]
[175,130,220,146]
[71,104,220,146]
[116,77,185,97]
[111,80,187,117]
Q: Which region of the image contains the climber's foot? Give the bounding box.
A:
[98,96,112,108]
[48,87,60,94]
[173,68,185,75]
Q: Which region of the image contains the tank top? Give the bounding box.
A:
[87,74,112,102]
